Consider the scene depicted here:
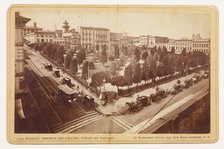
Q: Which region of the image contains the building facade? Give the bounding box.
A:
[192,39,210,55]
[110,32,122,50]
[139,35,149,47]
[175,39,192,54]
[24,30,55,44]
[53,30,65,45]
[80,26,110,51]
[191,34,210,55]
[15,12,30,97]
[23,22,42,35]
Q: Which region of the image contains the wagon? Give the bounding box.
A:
[137,96,152,107]
[183,79,193,88]
[125,101,143,112]
[44,63,53,71]
[170,83,182,95]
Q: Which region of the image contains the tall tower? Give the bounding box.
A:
[62,20,70,33]
[15,12,30,98]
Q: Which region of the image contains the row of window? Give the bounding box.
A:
[37,34,53,38]
[82,35,108,39]
[81,30,109,35]
[177,42,191,46]
[36,39,53,43]
[54,41,65,44]
[192,43,209,48]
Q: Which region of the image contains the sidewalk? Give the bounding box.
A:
[95,72,199,115]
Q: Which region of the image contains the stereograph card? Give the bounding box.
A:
[7,4,218,144]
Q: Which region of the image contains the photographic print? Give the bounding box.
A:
[7,5,218,144]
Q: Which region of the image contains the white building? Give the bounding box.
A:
[175,39,192,54]
[148,36,156,48]
[139,35,149,47]
[192,39,210,55]
[80,26,110,51]
[24,30,55,44]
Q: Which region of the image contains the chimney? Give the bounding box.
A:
[33,22,37,28]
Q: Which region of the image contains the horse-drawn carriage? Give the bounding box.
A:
[44,63,53,71]
[192,73,202,83]
[150,87,168,102]
[125,101,143,112]
[137,96,152,107]
[170,80,183,95]
[183,78,193,89]
[202,70,209,79]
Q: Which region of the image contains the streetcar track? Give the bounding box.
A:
[27,60,63,125]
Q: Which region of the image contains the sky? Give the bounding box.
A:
[20,9,211,39]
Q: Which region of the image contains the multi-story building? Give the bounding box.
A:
[175,38,192,54]
[15,12,30,98]
[120,36,134,47]
[139,35,149,47]
[24,30,55,44]
[80,26,110,51]
[110,32,122,50]
[53,30,65,45]
[62,21,80,50]
[155,39,176,53]
[23,22,42,35]
[192,39,210,55]
[175,34,210,55]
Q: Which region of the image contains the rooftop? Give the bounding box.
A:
[80,26,109,30]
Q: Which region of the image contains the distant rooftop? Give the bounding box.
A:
[80,26,109,30]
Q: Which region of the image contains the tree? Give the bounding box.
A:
[122,46,128,56]
[171,46,175,54]
[141,51,148,61]
[124,64,133,88]
[69,57,78,74]
[156,63,165,79]
[56,46,64,66]
[109,60,116,75]
[134,48,140,61]
[108,54,115,61]
[96,44,99,51]
[176,56,184,73]
[159,46,168,62]
[168,52,177,68]
[46,44,53,58]
[157,46,162,55]
[115,60,121,71]
[114,45,120,59]
[110,75,126,87]
[181,48,187,56]
[90,71,108,87]
[64,50,73,69]
[88,61,95,69]
[100,48,107,64]
[77,50,84,66]
[119,52,125,65]
[141,61,149,83]
[82,60,89,80]
[146,53,156,68]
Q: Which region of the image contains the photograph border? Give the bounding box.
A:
[7,4,219,144]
